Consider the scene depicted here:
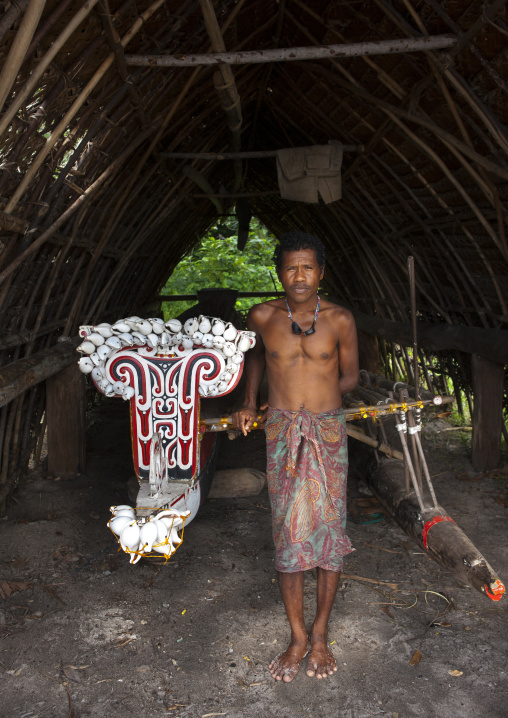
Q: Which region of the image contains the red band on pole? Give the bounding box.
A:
[422,515,455,550]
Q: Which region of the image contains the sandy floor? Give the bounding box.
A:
[1,401,507,718]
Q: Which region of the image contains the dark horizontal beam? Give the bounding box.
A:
[125,35,456,68]
[0,338,79,409]
[158,292,283,301]
[193,191,279,198]
[161,147,362,159]
[352,309,508,365]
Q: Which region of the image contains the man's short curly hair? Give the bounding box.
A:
[273,232,326,273]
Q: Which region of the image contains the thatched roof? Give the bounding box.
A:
[0,0,507,494]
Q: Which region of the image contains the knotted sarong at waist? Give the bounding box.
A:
[265,407,354,573]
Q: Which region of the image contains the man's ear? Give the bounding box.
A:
[319,266,325,280]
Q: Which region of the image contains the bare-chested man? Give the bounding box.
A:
[233,232,359,683]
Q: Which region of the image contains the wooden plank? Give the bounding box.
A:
[471,354,504,471]
[350,308,508,365]
[160,147,361,159]
[125,34,456,67]
[0,339,79,408]
[46,362,86,478]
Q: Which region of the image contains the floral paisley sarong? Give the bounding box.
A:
[265,407,354,573]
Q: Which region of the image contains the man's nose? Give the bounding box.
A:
[294,265,305,280]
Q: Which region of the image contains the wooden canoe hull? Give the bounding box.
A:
[366,456,504,602]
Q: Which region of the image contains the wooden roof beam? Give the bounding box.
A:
[124,34,456,67]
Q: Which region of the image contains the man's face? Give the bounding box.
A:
[277,248,324,304]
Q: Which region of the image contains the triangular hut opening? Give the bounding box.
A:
[0,0,507,508]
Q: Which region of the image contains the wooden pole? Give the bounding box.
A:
[161,147,361,159]
[4,0,167,212]
[0,0,46,113]
[0,339,79,409]
[471,355,504,471]
[46,362,86,478]
[125,35,456,67]
[0,0,100,138]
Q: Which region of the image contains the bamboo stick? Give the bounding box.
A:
[0,126,153,286]
[0,0,46,114]
[0,0,100,139]
[125,34,456,67]
[5,0,167,212]
[0,0,30,43]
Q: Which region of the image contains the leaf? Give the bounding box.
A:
[447,669,463,677]
[409,650,423,666]
[0,580,31,599]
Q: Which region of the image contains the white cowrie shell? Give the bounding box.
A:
[174,331,183,343]
[182,336,193,349]
[125,316,142,329]
[94,323,113,338]
[131,331,146,344]
[139,521,158,553]
[192,331,203,345]
[112,380,124,393]
[78,357,94,373]
[88,332,105,346]
[159,332,170,345]
[109,515,131,537]
[198,316,211,334]
[166,319,182,333]
[104,383,115,396]
[112,321,130,333]
[105,336,122,349]
[184,317,198,336]
[208,385,219,396]
[98,378,109,390]
[202,333,214,348]
[223,324,237,342]
[236,336,252,352]
[216,381,228,393]
[149,318,164,334]
[97,344,111,360]
[90,352,101,366]
[118,332,134,346]
[123,386,135,400]
[146,333,158,348]
[198,384,208,397]
[135,319,152,336]
[231,352,243,364]
[92,367,104,382]
[212,335,225,350]
[78,341,95,355]
[120,522,141,551]
[211,319,225,335]
[229,361,239,374]
[223,341,235,357]
[220,371,232,382]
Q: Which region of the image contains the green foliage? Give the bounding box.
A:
[161,216,281,320]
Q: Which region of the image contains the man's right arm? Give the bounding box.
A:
[233,306,266,436]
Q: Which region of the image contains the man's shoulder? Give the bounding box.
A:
[320,298,355,323]
[248,298,284,319]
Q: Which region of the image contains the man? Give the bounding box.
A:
[233,231,359,683]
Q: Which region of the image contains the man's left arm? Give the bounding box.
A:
[337,310,359,396]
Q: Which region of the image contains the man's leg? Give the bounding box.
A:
[269,570,308,682]
[306,567,340,678]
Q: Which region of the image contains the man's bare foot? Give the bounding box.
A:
[306,633,337,679]
[269,639,308,683]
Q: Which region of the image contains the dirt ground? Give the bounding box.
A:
[1,400,507,718]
